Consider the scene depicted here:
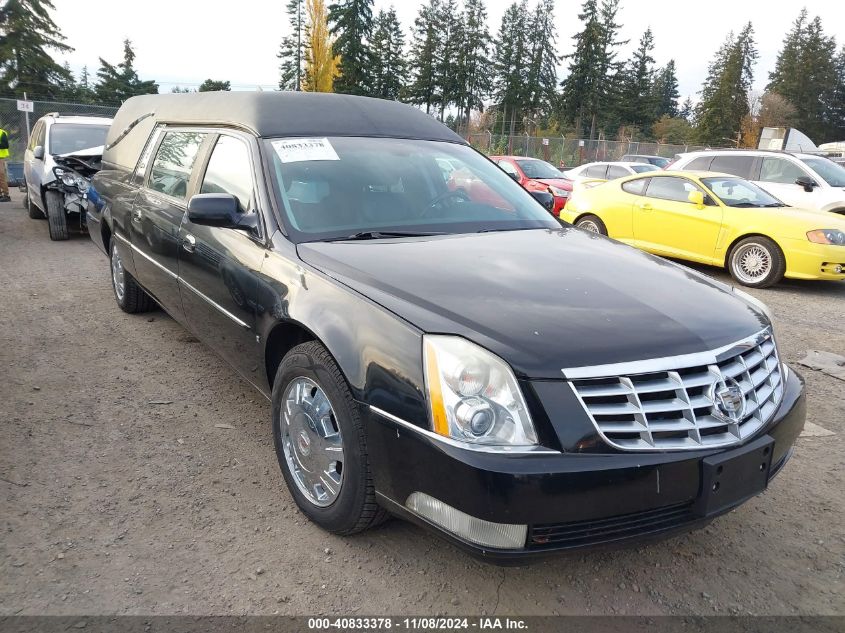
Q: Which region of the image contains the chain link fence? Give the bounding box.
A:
[0,98,119,162]
[467,132,712,168]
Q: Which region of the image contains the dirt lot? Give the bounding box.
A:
[1,189,843,617]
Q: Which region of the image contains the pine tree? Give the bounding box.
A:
[652,59,680,119]
[831,46,845,140]
[615,28,656,130]
[405,0,442,114]
[694,23,758,146]
[433,0,463,120]
[95,39,158,105]
[198,79,231,92]
[767,10,839,142]
[523,0,558,130]
[278,0,307,91]
[369,8,405,101]
[77,65,95,103]
[0,0,73,99]
[493,1,530,136]
[453,0,491,133]
[328,0,373,94]
[678,96,693,121]
[303,0,339,92]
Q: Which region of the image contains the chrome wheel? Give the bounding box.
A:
[732,243,771,285]
[578,220,600,233]
[280,377,344,507]
[111,243,126,302]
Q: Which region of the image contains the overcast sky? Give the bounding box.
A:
[51,0,844,101]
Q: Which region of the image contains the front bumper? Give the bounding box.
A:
[365,367,805,560]
[780,238,845,281]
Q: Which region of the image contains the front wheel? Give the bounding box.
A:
[576,214,607,236]
[271,341,387,535]
[45,191,68,240]
[728,236,786,288]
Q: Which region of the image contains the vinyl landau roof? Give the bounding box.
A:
[104,91,466,171]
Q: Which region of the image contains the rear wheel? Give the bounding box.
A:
[110,240,153,313]
[272,341,387,535]
[45,191,68,240]
[576,214,607,236]
[728,236,786,288]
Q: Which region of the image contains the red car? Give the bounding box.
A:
[490,156,573,215]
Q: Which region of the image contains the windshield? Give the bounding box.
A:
[800,157,845,187]
[49,124,109,155]
[702,177,786,208]
[631,164,659,173]
[265,137,559,241]
[515,159,562,179]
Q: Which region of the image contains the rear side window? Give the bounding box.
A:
[200,135,254,212]
[148,131,206,200]
[685,156,713,170]
[710,155,755,179]
[584,164,608,178]
[760,157,809,184]
[606,165,629,179]
[645,176,700,203]
[622,178,648,195]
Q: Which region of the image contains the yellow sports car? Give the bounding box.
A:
[561,170,845,287]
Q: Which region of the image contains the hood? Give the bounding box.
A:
[59,145,104,158]
[297,229,769,379]
[535,177,573,190]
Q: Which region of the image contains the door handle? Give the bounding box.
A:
[182,234,196,253]
[638,202,653,211]
[132,209,142,222]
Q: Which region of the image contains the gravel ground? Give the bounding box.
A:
[1,190,843,616]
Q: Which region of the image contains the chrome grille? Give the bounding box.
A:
[568,330,783,451]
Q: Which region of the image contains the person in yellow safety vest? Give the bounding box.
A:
[0,125,11,202]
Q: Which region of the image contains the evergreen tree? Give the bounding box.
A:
[523,0,558,130]
[652,59,680,120]
[433,0,463,120]
[615,28,656,130]
[95,39,159,105]
[278,0,307,91]
[493,1,530,135]
[678,96,693,121]
[831,47,845,140]
[55,61,78,100]
[198,79,231,92]
[77,65,96,103]
[405,0,442,114]
[369,8,405,101]
[767,10,839,141]
[0,0,73,99]
[328,0,374,94]
[694,23,758,146]
[453,0,491,132]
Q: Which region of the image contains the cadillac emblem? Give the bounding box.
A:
[711,377,746,423]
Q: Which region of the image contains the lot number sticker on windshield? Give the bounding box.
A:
[271,138,340,163]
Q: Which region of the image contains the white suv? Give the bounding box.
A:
[23,113,112,234]
[672,150,845,215]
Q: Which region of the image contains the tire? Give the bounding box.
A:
[576,214,608,236]
[110,239,154,313]
[728,236,786,288]
[45,191,68,240]
[272,341,387,535]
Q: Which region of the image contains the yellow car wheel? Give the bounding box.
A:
[575,214,607,236]
[728,236,786,288]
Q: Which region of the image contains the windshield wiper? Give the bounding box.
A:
[330,230,446,241]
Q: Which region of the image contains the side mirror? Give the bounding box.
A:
[33,146,44,160]
[530,190,555,212]
[795,176,817,192]
[506,171,520,182]
[687,190,705,208]
[187,193,241,228]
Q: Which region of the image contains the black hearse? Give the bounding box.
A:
[88,92,805,559]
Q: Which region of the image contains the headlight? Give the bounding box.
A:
[60,172,89,192]
[807,229,845,245]
[423,335,537,448]
[548,186,569,198]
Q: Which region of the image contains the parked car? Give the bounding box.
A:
[620,154,671,168]
[671,150,845,215]
[23,113,111,240]
[89,92,804,559]
[562,170,845,287]
[490,155,572,215]
[564,161,659,182]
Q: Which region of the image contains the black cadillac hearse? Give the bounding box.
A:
[88,92,805,559]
